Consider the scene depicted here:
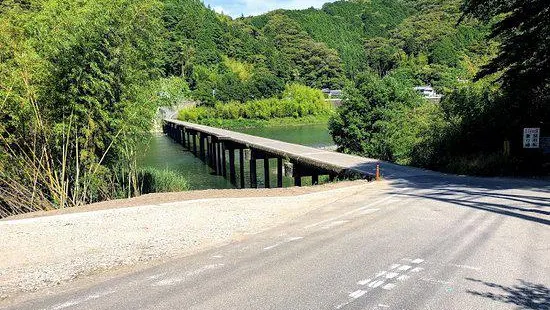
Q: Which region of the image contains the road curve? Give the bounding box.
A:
[2,172,550,310]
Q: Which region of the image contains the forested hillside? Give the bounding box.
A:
[248,0,412,75]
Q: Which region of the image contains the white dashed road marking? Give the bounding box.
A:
[46,290,115,310]
[303,194,396,229]
[334,258,426,309]
[357,279,372,286]
[263,236,304,251]
[349,290,367,299]
[152,264,225,287]
[397,265,411,271]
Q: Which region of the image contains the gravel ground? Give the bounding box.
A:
[0,181,374,300]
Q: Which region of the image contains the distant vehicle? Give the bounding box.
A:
[413,86,443,100]
[322,88,343,99]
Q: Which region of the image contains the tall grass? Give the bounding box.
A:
[0,79,190,218]
[138,168,189,194]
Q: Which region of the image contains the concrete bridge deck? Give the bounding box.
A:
[164,120,439,186]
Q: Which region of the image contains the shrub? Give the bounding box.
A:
[178,84,333,123]
[138,168,189,194]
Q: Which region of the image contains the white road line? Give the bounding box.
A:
[263,243,283,251]
[411,267,423,273]
[264,237,304,251]
[357,279,372,285]
[349,290,367,299]
[397,275,410,281]
[411,259,425,264]
[421,278,452,285]
[287,236,304,242]
[389,264,401,269]
[303,195,397,229]
[385,272,399,279]
[378,304,390,308]
[322,220,349,229]
[447,263,481,271]
[47,290,115,310]
[147,273,167,280]
[211,255,224,259]
[368,280,385,288]
[397,265,411,271]
[382,283,396,290]
[152,264,224,287]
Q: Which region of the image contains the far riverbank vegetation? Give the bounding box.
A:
[178,84,334,129]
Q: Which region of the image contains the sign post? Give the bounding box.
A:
[523,128,540,149]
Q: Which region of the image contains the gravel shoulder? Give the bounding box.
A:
[0,181,376,301]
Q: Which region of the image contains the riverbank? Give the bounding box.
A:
[187,115,331,130]
[0,181,373,301]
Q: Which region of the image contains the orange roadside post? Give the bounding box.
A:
[376,164,381,181]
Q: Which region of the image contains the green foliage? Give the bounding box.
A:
[260,14,345,89]
[179,84,333,125]
[329,71,433,162]
[138,167,189,194]
[462,0,550,139]
[249,0,412,75]
[0,0,183,215]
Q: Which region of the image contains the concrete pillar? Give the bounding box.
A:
[199,134,205,161]
[239,149,245,189]
[192,134,197,155]
[312,173,319,185]
[207,137,214,168]
[264,158,270,188]
[250,152,257,189]
[212,140,218,173]
[181,127,187,147]
[221,143,227,178]
[293,163,302,187]
[229,148,236,186]
[217,142,223,176]
[277,158,283,188]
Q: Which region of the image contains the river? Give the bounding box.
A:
[138,123,334,190]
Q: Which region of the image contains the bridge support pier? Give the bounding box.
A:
[217,142,223,176]
[250,151,257,189]
[199,133,206,161]
[228,147,236,186]
[293,163,302,187]
[192,133,198,156]
[239,149,245,189]
[221,143,227,178]
[277,158,283,188]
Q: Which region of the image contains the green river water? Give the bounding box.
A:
[138,123,334,190]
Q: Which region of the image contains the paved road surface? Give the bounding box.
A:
[2,170,550,309]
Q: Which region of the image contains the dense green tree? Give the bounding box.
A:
[262,14,345,89]
[462,0,550,135]
[329,72,426,161]
[0,0,170,213]
[364,37,403,77]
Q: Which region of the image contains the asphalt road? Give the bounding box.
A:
[3,173,550,310]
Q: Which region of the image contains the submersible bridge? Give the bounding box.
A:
[163,119,383,188]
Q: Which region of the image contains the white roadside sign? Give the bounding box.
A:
[523,128,540,148]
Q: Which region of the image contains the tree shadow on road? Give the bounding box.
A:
[466,278,550,310]
[349,162,550,225]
